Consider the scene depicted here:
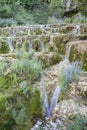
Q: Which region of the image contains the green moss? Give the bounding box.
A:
[83,51,87,71]
[69,45,82,62]
[39,52,63,68]
[27,88,42,128]
[54,36,66,55]
[79,35,87,40]
[32,39,41,51]
[42,35,50,44]
[0,38,9,54]
[35,28,42,35]
[69,45,87,71]
[0,74,42,130]
[0,94,7,111]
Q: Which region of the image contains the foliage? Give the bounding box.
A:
[12,108,26,125]
[58,59,82,91]
[0,61,8,75]
[12,58,42,79]
[0,74,42,130]
[49,0,64,18]
[76,0,87,16]
[12,49,42,80]
[0,0,87,25]
[19,80,28,95]
[0,18,17,27]
[67,114,87,130]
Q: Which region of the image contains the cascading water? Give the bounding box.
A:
[40,72,61,117]
[76,25,80,35]
[40,24,82,118]
[7,37,14,53]
[50,35,54,44]
[65,43,72,59]
[49,85,61,117]
[28,36,33,51]
[40,72,49,116]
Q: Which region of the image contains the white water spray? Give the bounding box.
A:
[76,25,80,35]
[40,72,61,117]
[7,37,14,53]
[28,36,33,51]
[50,35,54,45]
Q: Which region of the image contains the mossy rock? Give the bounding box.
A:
[53,35,68,55]
[0,38,9,53]
[80,25,87,34]
[0,27,11,37]
[12,36,28,50]
[69,44,87,71]
[32,39,41,51]
[38,52,62,68]
[41,35,50,44]
[79,34,87,40]
[83,51,87,71]
[59,25,74,34]
[30,28,42,35]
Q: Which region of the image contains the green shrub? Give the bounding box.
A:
[58,59,82,91]
[67,114,87,130]
[12,108,26,125]
[0,62,8,75]
[12,58,42,79]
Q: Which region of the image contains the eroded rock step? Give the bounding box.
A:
[0,24,87,37]
[0,34,87,54]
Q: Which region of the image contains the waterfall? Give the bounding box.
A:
[40,72,49,116]
[76,25,80,35]
[28,36,33,51]
[40,72,61,117]
[48,85,61,117]
[53,28,59,34]
[65,43,72,59]
[7,37,14,53]
[50,35,54,44]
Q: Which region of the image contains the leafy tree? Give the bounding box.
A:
[76,0,87,16]
[49,0,64,18]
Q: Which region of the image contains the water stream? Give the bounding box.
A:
[40,72,61,117]
[7,37,14,53]
[76,25,80,35]
[28,36,33,51]
[50,35,54,44]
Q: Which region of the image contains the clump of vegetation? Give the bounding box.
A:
[67,114,87,130]
[12,58,42,79]
[11,48,42,80]
[0,61,8,75]
[0,0,87,26]
[58,59,82,91]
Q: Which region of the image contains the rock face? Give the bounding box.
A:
[68,40,87,71]
[0,24,87,70]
